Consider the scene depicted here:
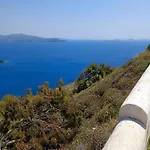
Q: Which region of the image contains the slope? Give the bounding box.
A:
[66,47,150,149]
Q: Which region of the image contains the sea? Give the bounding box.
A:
[0,40,150,99]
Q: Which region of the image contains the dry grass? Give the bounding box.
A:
[65,49,150,149]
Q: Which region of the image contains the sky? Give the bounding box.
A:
[0,0,150,40]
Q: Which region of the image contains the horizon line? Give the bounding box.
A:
[0,33,150,41]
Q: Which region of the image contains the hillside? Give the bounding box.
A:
[66,46,150,149]
[0,46,150,149]
[0,34,65,42]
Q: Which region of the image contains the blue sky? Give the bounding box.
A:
[0,0,150,39]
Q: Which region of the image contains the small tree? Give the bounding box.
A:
[147,44,150,50]
[38,82,49,96]
[27,88,33,96]
[75,63,114,93]
[58,78,64,90]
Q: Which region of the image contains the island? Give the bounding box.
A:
[0,34,66,42]
[0,60,4,63]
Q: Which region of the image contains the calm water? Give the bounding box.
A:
[0,40,149,98]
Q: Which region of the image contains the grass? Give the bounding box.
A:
[65,48,150,149]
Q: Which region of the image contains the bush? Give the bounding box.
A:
[0,81,80,149]
[75,63,114,93]
[147,44,150,50]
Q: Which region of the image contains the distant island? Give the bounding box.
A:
[103,39,150,41]
[0,34,66,42]
[0,60,4,63]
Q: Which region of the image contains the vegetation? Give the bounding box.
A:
[147,44,150,50]
[68,47,150,149]
[0,82,81,149]
[1,46,150,149]
[74,63,114,93]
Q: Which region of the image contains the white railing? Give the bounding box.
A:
[103,65,150,150]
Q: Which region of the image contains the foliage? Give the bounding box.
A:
[147,138,150,150]
[147,44,150,50]
[1,45,150,149]
[66,48,150,149]
[75,63,114,93]
[0,82,80,149]
[58,78,64,89]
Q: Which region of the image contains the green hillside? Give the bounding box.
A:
[67,46,150,149]
[0,46,150,150]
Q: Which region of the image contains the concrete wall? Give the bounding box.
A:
[103,65,150,150]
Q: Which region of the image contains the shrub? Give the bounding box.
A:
[75,63,114,93]
[147,44,150,50]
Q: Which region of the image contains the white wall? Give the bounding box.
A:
[103,65,150,150]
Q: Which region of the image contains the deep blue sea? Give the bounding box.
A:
[0,40,150,98]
